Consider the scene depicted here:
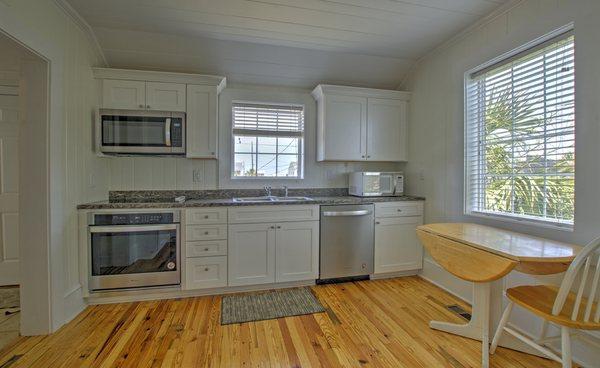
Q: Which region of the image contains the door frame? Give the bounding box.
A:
[0,26,52,335]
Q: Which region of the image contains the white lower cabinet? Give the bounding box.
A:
[374,202,424,274]
[185,256,227,289]
[228,220,319,286]
[228,223,276,286]
[275,221,319,282]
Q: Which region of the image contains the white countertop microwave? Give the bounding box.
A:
[99,109,186,155]
[349,172,404,197]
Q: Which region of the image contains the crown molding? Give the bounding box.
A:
[52,0,108,66]
[397,0,524,90]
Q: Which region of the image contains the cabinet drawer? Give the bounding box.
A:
[185,256,227,290]
[228,205,319,224]
[186,208,227,225]
[186,240,227,257]
[186,224,227,241]
[375,201,423,218]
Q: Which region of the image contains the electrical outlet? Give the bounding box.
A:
[192,169,202,183]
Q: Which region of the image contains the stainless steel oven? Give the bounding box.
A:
[99,109,185,155]
[88,211,181,291]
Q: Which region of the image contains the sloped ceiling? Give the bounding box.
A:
[67,0,508,89]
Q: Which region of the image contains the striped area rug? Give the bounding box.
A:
[221,287,325,325]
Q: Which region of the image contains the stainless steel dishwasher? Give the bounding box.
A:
[318,204,374,282]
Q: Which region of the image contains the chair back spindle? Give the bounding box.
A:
[552,236,600,323]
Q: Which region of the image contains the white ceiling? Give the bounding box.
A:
[67,0,508,89]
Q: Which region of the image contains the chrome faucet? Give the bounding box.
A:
[282,185,289,197]
[264,186,272,197]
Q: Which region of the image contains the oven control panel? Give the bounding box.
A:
[91,212,177,225]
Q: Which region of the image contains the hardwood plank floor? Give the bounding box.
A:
[0,277,562,367]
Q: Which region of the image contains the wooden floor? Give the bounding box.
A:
[0,277,561,367]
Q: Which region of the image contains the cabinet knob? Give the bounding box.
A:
[204,215,209,219]
[204,248,209,251]
[361,155,365,158]
[204,231,209,235]
[211,152,215,155]
[397,209,403,212]
[375,221,380,225]
[146,105,151,109]
[367,155,371,158]
[138,104,144,108]
[270,226,275,229]
[277,226,281,229]
[204,267,209,272]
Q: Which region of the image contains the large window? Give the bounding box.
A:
[465,30,575,227]
[232,102,304,178]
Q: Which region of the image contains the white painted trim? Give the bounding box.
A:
[52,0,107,66]
[92,67,226,90]
[312,84,411,101]
[86,279,315,305]
[397,0,524,89]
[370,270,419,280]
[417,273,471,305]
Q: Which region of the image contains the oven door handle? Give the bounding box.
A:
[89,224,178,233]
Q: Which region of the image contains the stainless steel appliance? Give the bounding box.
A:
[88,211,181,291]
[318,204,374,281]
[349,171,404,197]
[99,109,185,155]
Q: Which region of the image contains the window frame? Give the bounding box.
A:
[463,24,575,230]
[230,100,305,180]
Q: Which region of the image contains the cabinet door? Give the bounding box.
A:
[186,85,218,158]
[367,98,407,161]
[185,256,227,290]
[275,221,319,282]
[321,95,367,161]
[102,79,146,110]
[374,216,423,274]
[145,82,186,112]
[228,223,275,286]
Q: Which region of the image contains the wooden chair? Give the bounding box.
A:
[490,236,600,368]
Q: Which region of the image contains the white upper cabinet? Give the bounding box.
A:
[102,79,146,110]
[186,85,218,158]
[145,82,186,112]
[367,98,407,161]
[312,84,410,162]
[320,95,367,161]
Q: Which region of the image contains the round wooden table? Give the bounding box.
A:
[416,223,581,368]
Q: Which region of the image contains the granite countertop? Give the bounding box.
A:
[77,195,425,209]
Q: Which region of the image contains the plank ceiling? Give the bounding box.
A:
[67,0,508,89]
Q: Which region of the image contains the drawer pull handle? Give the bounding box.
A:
[204,248,209,251]
[204,231,209,235]
[397,209,403,212]
[277,226,281,229]
[375,221,380,225]
[204,215,209,219]
[204,268,209,272]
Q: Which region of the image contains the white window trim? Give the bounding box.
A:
[463,23,575,229]
[230,100,305,180]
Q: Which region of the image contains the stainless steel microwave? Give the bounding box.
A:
[99,109,185,155]
[349,172,404,197]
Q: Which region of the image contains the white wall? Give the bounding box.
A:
[403,0,600,365]
[0,0,109,333]
[107,83,403,190]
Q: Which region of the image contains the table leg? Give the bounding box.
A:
[430,282,491,368]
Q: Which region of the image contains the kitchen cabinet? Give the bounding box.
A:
[228,218,320,286]
[185,256,227,289]
[101,79,146,110]
[228,223,276,286]
[374,202,423,274]
[145,82,186,112]
[312,84,410,162]
[102,79,186,112]
[186,85,218,158]
[275,221,319,282]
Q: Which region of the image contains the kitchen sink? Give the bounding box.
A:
[232,196,313,203]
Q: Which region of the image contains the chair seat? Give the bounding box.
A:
[507,285,600,330]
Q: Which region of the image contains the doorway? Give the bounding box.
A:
[0,31,49,347]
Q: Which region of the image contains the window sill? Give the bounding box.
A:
[465,211,574,232]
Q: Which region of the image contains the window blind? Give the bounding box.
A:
[232,103,304,137]
[465,32,575,225]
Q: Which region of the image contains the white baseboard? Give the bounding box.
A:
[62,285,86,329]
[370,270,419,280]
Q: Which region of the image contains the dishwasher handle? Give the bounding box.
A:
[322,209,371,217]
